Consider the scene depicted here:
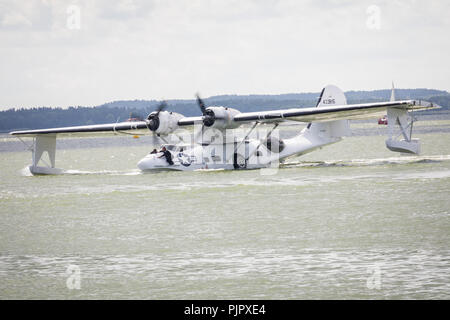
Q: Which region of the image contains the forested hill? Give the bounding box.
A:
[1,88,449,132]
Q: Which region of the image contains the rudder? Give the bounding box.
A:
[308,85,350,139]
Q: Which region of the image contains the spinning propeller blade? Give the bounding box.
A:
[195,93,225,127]
[196,93,207,116]
[151,133,161,146]
[147,101,168,132]
[156,101,167,116]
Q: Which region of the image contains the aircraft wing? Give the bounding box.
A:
[8,100,438,137]
[233,100,437,123]
[9,121,149,136]
[178,116,204,126]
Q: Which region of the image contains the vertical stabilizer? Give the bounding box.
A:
[307,85,350,139]
[316,85,347,107]
[390,82,396,102]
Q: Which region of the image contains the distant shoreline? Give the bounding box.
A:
[1,88,449,132]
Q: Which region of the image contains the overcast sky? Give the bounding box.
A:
[0,0,449,109]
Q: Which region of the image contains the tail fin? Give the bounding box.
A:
[315,84,347,107]
[390,81,396,102]
[307,85,350,139]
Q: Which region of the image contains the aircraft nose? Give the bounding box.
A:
[137,157,149,170]
[137,154,157,170]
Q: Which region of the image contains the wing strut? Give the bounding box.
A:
[247,122,280,162]
[228,122,260,163]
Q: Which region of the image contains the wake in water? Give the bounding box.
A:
[20,167,142,177]
[20,155,450,176]
[282,154,450,169]
[64,169,142,176]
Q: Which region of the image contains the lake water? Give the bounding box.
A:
[0,120,449,299]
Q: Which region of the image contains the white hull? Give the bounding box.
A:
[136,126,343,172]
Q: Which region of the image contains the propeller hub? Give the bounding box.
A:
[203,109,215,127]
[146,100,167,132]
[147,114,160,131]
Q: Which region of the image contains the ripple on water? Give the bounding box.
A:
[1,248,449,299]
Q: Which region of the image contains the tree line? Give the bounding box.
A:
[1,89,449,132]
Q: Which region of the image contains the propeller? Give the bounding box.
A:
[194,93,228,145]
[196,93,222,127]
[151,132,161,147]
[145,101,168,147]
[196,93,207,116]
[147,101,167,132]
[156,100,167,115]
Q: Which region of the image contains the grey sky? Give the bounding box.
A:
[0,0,449,109]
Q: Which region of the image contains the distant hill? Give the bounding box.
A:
[1,88,449,132]
[99,88,448,111]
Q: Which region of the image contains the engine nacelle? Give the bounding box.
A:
[204,106,241,130]
[147,111,184,135]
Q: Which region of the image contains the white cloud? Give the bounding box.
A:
[0,0,448,109]
[1,12,32,27]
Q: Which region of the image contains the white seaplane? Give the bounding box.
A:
[10,84,438,175]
